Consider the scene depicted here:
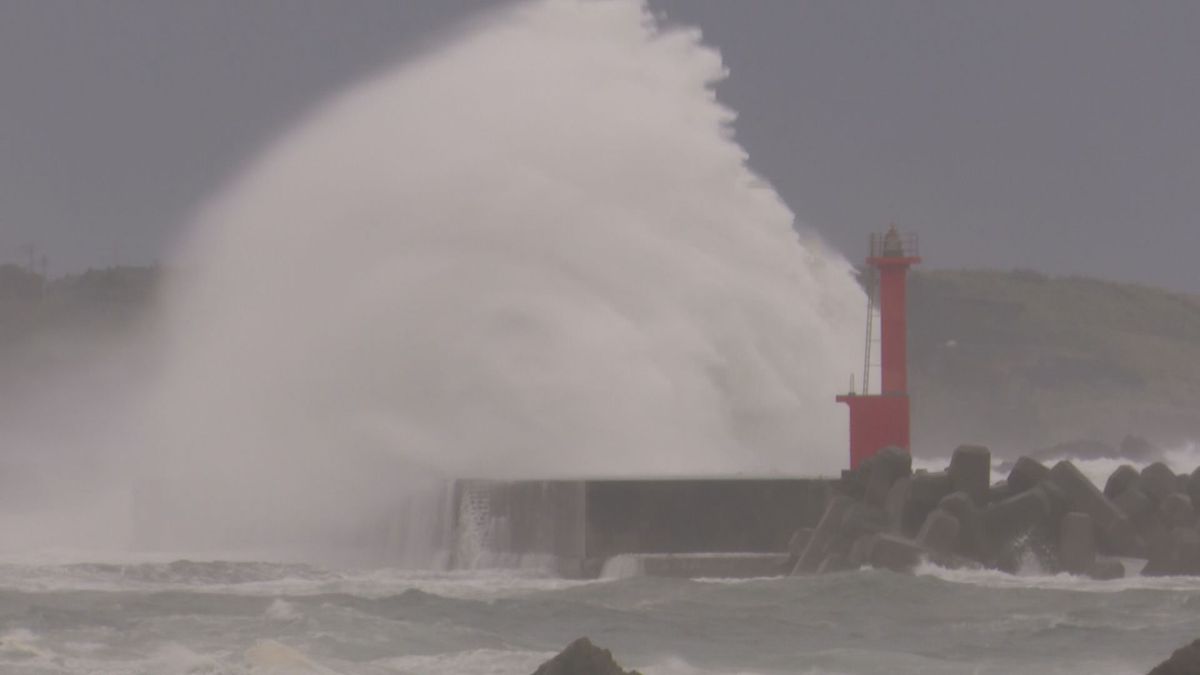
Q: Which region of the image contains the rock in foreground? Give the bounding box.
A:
[1147,637,1200,674]
[532,638,642,675]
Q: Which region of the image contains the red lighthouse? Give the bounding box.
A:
[836,226,921,469]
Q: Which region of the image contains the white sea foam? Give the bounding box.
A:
[601,554,646,579]
[382,650,773,675]
[0,558,600,599]
[244,640,336,674]
[638,655,774,675]
[147,643,228,675]
[0,628,49,661]
[377,648,556,675]
[915,558,1200,592]
[265,598,301,622]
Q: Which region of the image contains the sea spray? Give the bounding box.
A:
[139,0,865,555]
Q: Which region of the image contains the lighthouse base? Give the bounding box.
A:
[835,393,911,469]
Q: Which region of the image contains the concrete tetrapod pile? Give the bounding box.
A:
[789,445,1200,578]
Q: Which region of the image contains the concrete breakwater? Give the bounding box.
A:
[794,445,1200,578]
[454,444,1200,580]
[451,478,835,577]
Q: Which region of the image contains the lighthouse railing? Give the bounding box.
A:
[869,231,920,258]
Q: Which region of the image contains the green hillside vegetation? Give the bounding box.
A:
[0,263,1196,457]
[0,263,159,393]
[907,268,1200,454]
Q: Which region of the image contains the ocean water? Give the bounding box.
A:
[0,554,1196,674]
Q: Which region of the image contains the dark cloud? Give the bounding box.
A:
[1,0,1197,291]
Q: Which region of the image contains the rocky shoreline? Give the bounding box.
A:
[788,445,1200,578]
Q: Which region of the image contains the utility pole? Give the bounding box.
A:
[21,243,36,272]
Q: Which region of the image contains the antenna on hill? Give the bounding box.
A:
[19,244,47,297]
[21,243,36,272]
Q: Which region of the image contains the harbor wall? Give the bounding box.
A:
[452,477,836,576]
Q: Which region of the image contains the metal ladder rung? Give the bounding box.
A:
[861,267,877,395]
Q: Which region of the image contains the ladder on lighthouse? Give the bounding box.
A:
[860,266,878,396]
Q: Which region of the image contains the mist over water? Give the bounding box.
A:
[124,0,866,554]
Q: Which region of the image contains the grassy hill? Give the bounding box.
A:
[0,264,160,441]
[1,263,1197,458]
[0,263,158,375]
[907,268,1200,455]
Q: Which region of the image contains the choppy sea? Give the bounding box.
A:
[0,552,1196,675]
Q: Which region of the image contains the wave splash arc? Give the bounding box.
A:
[142,0,865,554]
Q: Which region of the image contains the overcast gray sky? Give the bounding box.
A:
[1,1,1197,292]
